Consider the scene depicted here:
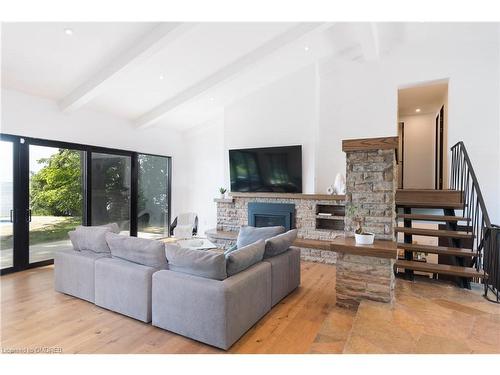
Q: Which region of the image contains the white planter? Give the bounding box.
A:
[355,232,375,245]
[220,193,225,199]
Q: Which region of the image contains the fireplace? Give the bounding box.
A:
[248,202,295,231]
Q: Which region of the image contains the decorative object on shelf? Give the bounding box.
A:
[326,185,334,195]
[346,204,374,245]
[317,212,333,217]
[219,187,227,199]
[333,173,346,194]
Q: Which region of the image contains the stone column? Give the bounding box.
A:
[343,137,398,240]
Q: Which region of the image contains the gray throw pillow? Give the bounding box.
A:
[264,229,298,258]
[236,225,285,249]
[106,233,168,269]
[226,240,265,276]
[69,226,112,253]
[166,245,227,281]
[77,223,121,234]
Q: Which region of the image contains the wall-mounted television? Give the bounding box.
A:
[229,145,302,193]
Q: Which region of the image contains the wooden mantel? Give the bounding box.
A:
[342,136,399,152]
[229,192,345,201]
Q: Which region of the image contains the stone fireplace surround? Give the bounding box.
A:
[207,192,345,264]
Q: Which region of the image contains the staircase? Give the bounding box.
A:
[394,188,484,287]
[394,142,498,301]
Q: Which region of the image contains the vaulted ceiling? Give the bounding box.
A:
[2,22,408,130]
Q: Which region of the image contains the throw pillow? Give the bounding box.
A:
[105,233,168,269]
[166,245,227,281]
[236,225,285,249]
[69,226,112,253]
[264,229,298,258]
[226,239,265,276]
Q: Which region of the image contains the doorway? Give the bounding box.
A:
[397,81,448,189]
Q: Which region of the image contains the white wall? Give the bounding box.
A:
[224,65,319,193]
[0,88,187,219]
[399,113,436,189]
[317,24,500,222]
[181,116,225,234]
[184,24,500,225]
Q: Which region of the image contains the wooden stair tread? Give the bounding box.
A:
[397,214,470,222]
[395,260,486,278]
[395,227,473,239]
[396,189,463,209]
[398,243,477,257]
[396,202,464,209]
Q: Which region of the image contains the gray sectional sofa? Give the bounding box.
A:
[54,224,300,350]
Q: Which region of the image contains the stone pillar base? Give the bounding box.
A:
[335,252,395,309]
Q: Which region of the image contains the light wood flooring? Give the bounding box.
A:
[1,262,499,354]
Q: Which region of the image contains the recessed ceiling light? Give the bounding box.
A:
[209,97,215,102]
[415,108,421,113]
[159,74,164,80]
[64,28,73,36]
[304,46,310,51]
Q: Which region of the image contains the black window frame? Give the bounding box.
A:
[0,133,172,275]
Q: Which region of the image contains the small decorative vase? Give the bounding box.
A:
[354,232,375,245]
[220,193,225,199]
[333,173,346,194]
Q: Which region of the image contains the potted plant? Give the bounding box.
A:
[219,187,227,199]
[346,204,375,245]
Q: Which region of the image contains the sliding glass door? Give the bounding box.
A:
[91,153,131,234]
[0,140,14,270]
[137,154,170,239]
[28,145,84,264]
[0,134,171,274]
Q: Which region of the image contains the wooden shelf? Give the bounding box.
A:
[213,197,234,203]
[315,215,344,220]
[229,192,345,201]
[331,237,398,259]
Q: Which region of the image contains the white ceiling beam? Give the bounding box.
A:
[59,22,197,112]
[135,22,324,129]
[357,22,380,62]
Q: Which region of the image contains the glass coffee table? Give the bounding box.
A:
[160,236,220,251]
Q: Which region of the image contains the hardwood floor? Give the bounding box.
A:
[1,262,499,354]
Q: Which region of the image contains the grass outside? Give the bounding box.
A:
[0,216,80,250]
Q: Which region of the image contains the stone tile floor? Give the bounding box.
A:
[312,277,500,354]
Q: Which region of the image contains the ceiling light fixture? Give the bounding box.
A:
[415,108,421,113]
[209,97,215,102]
[64,28,73,36]
[304,46,310,51]
[159,74,164,80]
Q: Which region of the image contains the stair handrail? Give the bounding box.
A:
[450,141,499,303]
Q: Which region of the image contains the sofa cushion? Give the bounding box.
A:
[226,240,265,276]
[77,223,121,234]
[236,225,285,249]
[105,233,167,269]
[68,226,112,253]
[264,229,298,258]
[166,244,227,281]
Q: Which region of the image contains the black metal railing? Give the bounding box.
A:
[450,141,499,303]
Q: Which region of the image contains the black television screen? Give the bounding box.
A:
[229,145,302,193]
